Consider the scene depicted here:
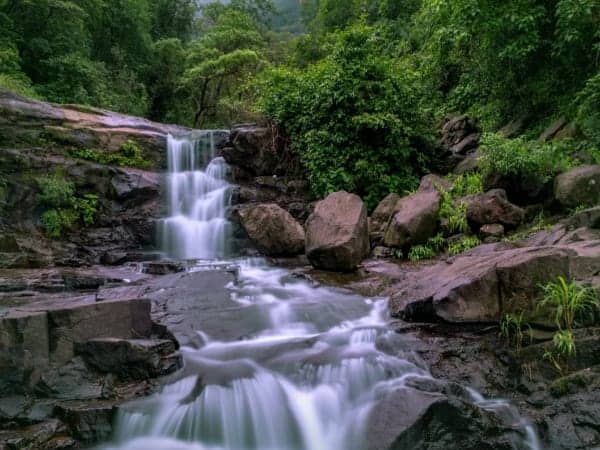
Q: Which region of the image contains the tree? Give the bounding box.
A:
[182,6,267,127]
[255,24,433,209]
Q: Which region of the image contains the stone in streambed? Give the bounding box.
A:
[76,338,182,381]
[236,203,305,256]
[305,191,370,271]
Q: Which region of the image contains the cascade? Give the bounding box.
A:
[158,131,231,260]
[101,132,540,450]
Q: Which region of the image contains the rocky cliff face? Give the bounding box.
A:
[0,92,312,266]
[0,90,192,268]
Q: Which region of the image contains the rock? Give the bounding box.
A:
[389,242,600,323]
[142,260,187,275]
[388,397,527,450]
[370,193,402,234]
[451,134,480,155]
[366,387,445,450]
[220,125,296,176]
[438,115,480,170]
[440,115,479,149]
[0,90,190,169]
[383,191,441,249]
[54,401,115,444]
[305,191,370,271]
[538,117,568,142]
[236,203,305,256]
[499,117,527,139]
[465,189,525,229]
[480,224,505,239]
[554,165,600,208]
[75,338,182,381]
[554,122,580,140]
[0,298,153,394]
[110,169,161,201]
[454,150,482,174]
[418,174,451,193]
[372,246,394,259]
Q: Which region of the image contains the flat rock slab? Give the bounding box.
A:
[0,296,152,394]
[76,338,182,381]
[388,241,600,323]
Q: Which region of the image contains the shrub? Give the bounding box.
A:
[538,276,599,374]
[254,24,433,210]
[439,191,469,235]
[38,174,76,208]
[68,140,150,168]
[480,133,572,185]
[40,208,77,238]
[76,194,99,226]
[37,174,99,238]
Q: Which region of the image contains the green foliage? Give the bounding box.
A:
[182,5,268,127]
[544,330,577,376]
[37,173,99,238]
[439,191,469,235]
[40,209,77,239]
[539,276,599,331]
[500,312,532,351]
[255,24,433,210]
[68,140,150,168]
[408,244,435,263]
[480,133,573,185]
[450,173,484,197]
[76,194,99,227]
[447,235,481,256]
[413,0,600,129]
[538,276,600,375]
[437,173,482,236]
[38,174,76,209]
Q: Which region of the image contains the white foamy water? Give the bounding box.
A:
[158,132,231,260]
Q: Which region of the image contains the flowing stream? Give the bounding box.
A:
[102,132,540,450]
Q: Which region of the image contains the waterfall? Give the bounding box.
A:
[158,131,231,260]
[100,131,541,450]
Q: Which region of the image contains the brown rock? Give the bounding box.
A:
[237,203,305,256]
[370,193,402,234]
[480,224,505,239]
[554,165,600,208]
[383,191,441,249]
[464,189,525,229]
[305,191,369,271]
[389,242,600,323]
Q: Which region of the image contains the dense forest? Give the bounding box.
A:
[1,0,598,208]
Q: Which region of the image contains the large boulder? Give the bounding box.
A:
[305,191,369,271]
[554,165,600,208]
[383,191,441,249]
[389,241,600,323]
[370,193,402,235]
[366,383,527,450]
[464,189,525,229]
[235,203,305,256]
